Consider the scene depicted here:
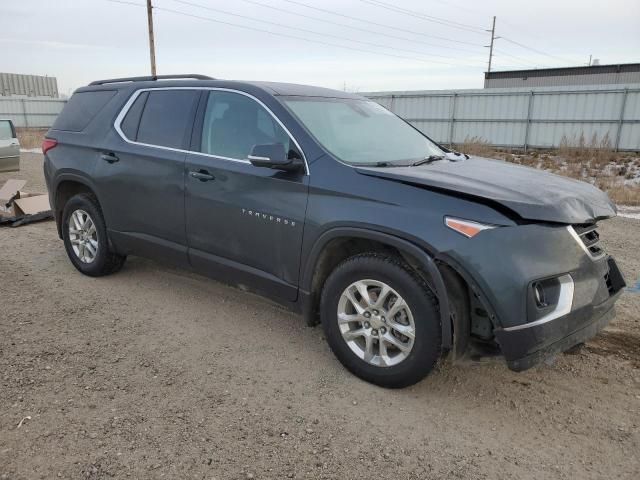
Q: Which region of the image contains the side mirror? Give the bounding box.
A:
[248,143,303,172]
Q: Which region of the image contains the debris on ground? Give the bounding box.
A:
[16,416,31,429]
[0,179,52,227]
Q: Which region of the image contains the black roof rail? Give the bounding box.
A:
[89,74,215,86]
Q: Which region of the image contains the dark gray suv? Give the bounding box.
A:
[43,75,625,388]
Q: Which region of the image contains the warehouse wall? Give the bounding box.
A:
[484,64,640,89]
[365,84,640,151]
[0,73,59,98]
[485,71,640,88]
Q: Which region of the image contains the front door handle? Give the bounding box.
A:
[100,152,119,163]
[189,170,215,182]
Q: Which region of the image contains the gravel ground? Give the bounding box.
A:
[1,154,639,479]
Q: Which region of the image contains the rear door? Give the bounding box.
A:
[0,120,20,172]
[184,90,309,301]
[94,88,200,265]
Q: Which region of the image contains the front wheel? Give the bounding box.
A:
[61,193,126,277]
[320,253,441,388]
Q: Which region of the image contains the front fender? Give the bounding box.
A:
[300,226,452,350]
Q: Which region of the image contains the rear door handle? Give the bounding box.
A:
[100,152,119,163]
[189,170,215,182]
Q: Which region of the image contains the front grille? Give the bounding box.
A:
[573,223,605,259]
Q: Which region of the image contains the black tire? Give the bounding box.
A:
[320,253,441,388]
[61,193,126,277]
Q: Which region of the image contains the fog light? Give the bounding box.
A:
[533,282,548,308]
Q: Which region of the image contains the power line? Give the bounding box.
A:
[281,1,564,70]
[107,0,144,7]
[279,0,486,50]
[500,36,577,65]
[155,6,477,66]
[422,1,584,66]
[111,0,577,71]
[167,0,487,64]
[493,50,547,68]
[106,0,482,67]
[358,0,487,34]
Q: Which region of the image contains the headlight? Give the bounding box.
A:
[444,217,497,238]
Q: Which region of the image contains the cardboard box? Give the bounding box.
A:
[0,179,26,207]
[0,179,52,226]
[14,194,51,216]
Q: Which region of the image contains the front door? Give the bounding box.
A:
[185,90,309,301]
[0,120,20,172]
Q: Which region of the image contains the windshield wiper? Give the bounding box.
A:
[412,155,445,166]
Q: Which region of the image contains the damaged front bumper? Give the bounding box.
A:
[496,257,625,371]
[441,221,626,371]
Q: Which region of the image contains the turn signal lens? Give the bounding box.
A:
[445,217,496,238]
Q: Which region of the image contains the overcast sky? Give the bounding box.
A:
[2,0,639,95]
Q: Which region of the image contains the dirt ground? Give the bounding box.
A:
[1,154,639,479]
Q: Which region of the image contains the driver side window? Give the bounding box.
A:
[200,91,292,160]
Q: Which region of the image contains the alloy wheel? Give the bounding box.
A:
[68,209,99,264]
[337,279,416,367]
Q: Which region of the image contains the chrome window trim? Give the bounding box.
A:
[113,86,309,175]
[502,274,575,332]
[567,225,606,261]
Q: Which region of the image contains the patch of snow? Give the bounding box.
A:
[617,205,640,220]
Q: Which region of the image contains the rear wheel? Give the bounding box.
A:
[321,253,441,388]
[61,193,126,276]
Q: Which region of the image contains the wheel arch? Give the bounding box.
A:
[300,227,453,350]
[52,174,100,239]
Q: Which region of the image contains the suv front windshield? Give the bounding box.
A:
[282,96,444,166]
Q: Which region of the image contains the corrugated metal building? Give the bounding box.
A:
[484,63,640,89]
[0,72,59,98]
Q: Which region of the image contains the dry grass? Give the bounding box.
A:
[558,132,617,168]
[16,127,48,150]
[454,136,499,158]
[596,177,640,205]
[454,134,640,206]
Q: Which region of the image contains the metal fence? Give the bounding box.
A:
[365,84,640,151]
[1,85,639,151]
[0,97,67,128]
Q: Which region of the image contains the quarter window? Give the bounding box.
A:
[200,91,292,160]
[121,91,148,141]
[135,90,199,149]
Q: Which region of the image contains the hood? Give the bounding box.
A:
[355,156,617,224]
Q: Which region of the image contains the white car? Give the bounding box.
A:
[0,119,20,172]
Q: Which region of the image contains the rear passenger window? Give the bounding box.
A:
[53,90,116,132]
[120,91,148,141]
[136,90,199,149]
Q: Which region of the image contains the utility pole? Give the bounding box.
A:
[485,16,499,73]
[588,54,592,66]
[146,0,157,76]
